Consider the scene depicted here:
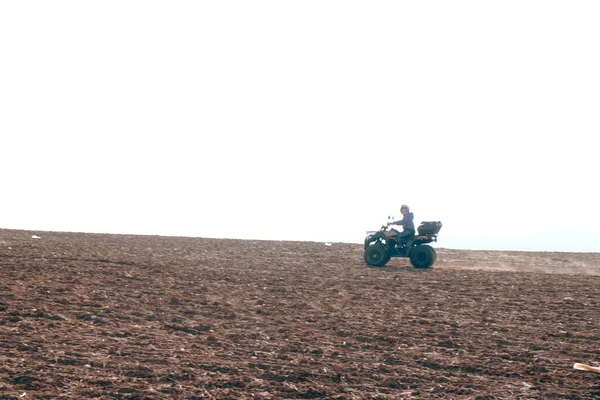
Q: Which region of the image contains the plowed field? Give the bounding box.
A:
[1,229,599,399]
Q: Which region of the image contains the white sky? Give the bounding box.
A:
[1,1,599,252]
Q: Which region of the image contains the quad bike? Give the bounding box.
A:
[364,221,442,268]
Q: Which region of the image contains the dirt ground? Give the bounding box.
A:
[1,229,599,399]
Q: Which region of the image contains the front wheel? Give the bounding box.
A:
[364,243,390,267]
[409,245,436,269]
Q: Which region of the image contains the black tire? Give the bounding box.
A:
[409,245,436,269]
[364,243,390,267]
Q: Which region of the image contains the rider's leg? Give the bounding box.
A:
[396,230,414,245]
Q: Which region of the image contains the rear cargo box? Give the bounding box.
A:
[417,221,442,235]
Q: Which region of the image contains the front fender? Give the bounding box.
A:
[364,232,387,248]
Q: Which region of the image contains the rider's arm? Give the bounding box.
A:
[388,214,411,226]
[388,219,405,226]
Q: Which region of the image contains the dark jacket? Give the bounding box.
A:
[390,212,415,232]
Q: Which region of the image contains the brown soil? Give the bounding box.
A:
[1,229,599,399]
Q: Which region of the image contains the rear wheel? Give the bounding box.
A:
[364,243,390,267]
[409,245,436,268]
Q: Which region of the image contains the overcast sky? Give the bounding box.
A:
[1,1,599,252]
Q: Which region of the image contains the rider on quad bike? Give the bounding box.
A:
[364,205,442,268]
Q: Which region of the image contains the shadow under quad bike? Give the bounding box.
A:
[363,221,442,268]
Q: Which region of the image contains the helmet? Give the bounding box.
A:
[400,204,410,212]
